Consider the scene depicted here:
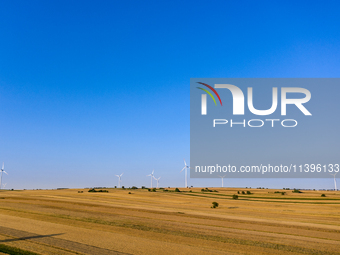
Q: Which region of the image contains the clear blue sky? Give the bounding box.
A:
[0,0,339,189]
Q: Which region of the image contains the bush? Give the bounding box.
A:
[321,194,326,197]
[281,192,286,195]
[121,186,125,189]
[128,192,131,194]
[232,194,239,199]
[148,188,151,192]
[141,186,146,189]
[211,202,219,208]
[114,186,117,188]
[152,188,156,192]
[242,191,245,194]
[201,188,205,192]
[88,189,108,193]
[189,190,192,192]
[175,188,180,192]
[163,189,169,192]
[246,191,252,194]
[292,189,302,193]
[237,191,240,194]
[131,186,138,189]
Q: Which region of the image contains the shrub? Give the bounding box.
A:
[281,192,286,195]
[152,188,156,192]
[201,189,205,192]
[114,186,117,188]
[131,186,138,189]
[141,186,146,189]
[163,189,169,192]
[213,190,218,192]
[121,186,125,189]
[128,192,131,194]
[292,189,302,193]
[189,190,192,192]
[211,202,219,208]
[321,194,326,197]
[88,189,108,193]
[148,188,151,192]
[242,191,245,194]
[246,191,252,194]
[175,188,180,192]
[232,194,238,199]
[237,191,240,194]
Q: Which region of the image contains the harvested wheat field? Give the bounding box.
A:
[0,187,339,255]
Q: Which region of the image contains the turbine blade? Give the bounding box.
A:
[3,171,8,175]
[152,170,154,174]
[2,162,4,170]
[121,173,123,176]
[183,159,186,166]
[180,167,186,172]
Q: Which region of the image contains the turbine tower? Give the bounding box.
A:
[330,173,337,190]
[153,176,161,188]
[0,163,8,190]
[115,173,123,188]
[181,159,190,188]
[218,174,227,187]
[147,170,154,188]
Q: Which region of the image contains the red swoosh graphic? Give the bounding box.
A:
[197,82,222,106]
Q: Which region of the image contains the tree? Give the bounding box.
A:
[211,202,219,208]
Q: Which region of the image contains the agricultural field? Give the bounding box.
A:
[0,187,339,254]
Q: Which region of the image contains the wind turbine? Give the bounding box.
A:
[218,174,227,187]
[330,173,337,191]
[153,176,161,188]
[2,183,6,189]
[0,163,8,190]
[115,173,123,188]
[147,170,154,188]
[181,159,190,188]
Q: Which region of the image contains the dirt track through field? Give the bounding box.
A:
[0,226,129,255]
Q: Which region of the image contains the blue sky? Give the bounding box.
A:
[0,0,339,189]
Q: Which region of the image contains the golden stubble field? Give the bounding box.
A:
[0,187,339,255]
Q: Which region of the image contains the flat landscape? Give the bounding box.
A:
[0,187,339,255]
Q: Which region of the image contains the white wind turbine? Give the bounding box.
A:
[2,183,7,189]
[218,174,227,187]
[330,173,337,191]
[147,170,154,188]
[0,163,8,190]
[115,173,123,188]
[153,176,161,188]
[181,159,190,188]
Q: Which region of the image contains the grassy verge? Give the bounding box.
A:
[0,244,40,255]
